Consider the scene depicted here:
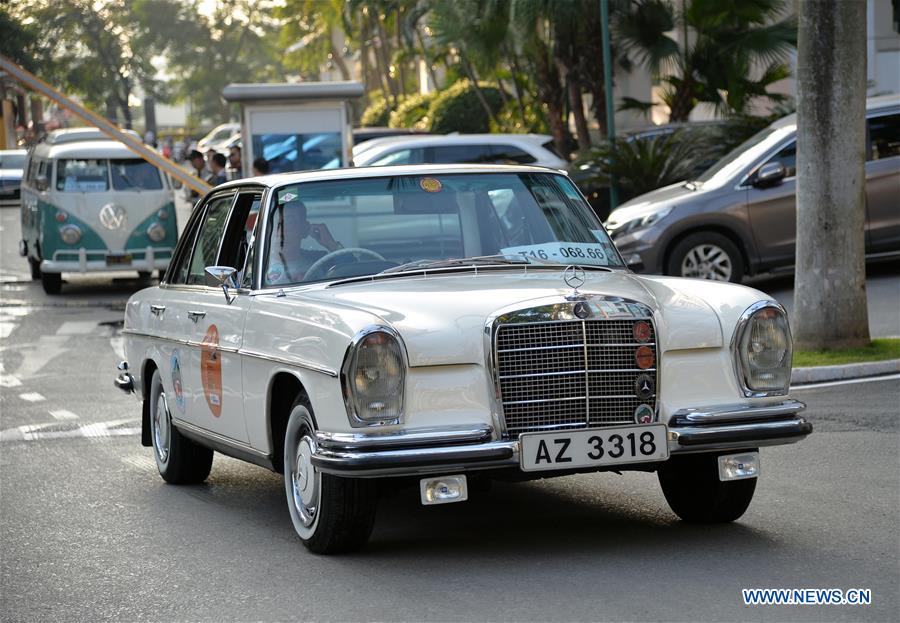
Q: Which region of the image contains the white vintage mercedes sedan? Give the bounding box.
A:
[116,164,811,553]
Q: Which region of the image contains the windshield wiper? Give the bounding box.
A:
[379,254,530,274]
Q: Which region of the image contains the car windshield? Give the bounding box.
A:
[110,159,163,190]
[694,125,789,185]
[1,153,26,169]
[262,172,622,287]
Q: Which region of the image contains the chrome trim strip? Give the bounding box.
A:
[730,300,792,398]
[670,399,805,425]
[669,418,812,449]
[499,368,655,379]
[171,418,270,459]
[497,342,651,353]
[315,424,493,451]
[238,348,338,377]
[121,329,339,376]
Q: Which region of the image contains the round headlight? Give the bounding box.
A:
[59,224,82,245]
[734,303,792,395]
[147,222,166,242]
[342,327,406,425]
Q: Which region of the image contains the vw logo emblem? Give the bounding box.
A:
[563,265,586,290]
[99,203,127,230]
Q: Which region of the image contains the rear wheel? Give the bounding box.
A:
[283,399,377,554]
[658,451,757,523]
[29,258,41,280]
[666,232,744,282]
[149,369,213,484]
[40,271,62,295]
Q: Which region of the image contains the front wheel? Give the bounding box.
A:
[149,369,213,484]
[666,232,744,282]
[40,271,62,295]
[657,451,757,523]
[283,400,377,554]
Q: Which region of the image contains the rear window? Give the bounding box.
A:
[56,159,109,192]
[110,159,163,190]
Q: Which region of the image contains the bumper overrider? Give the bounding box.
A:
[311,399,810,477]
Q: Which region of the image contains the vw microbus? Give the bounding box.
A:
[20,128,177,294]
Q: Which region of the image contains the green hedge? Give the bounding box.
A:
[360,94,391,127]
[388,91,438,129]
[425,80,504,134]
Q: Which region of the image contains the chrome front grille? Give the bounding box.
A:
[494,318,658,438]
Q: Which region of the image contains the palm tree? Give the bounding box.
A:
[616,0,796,121]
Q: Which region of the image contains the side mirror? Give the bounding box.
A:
[35,174,48,191]
[753,162,786,187]
[205,266,238,304]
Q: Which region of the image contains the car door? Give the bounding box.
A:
[744,140,798,269]
[865,110,900,253]
[179,188,262,443]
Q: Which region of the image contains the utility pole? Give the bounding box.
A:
[600,0,618,210]
[793,0,870,349]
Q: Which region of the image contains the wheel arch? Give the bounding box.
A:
[140,358,159,447]
[662,224,755,277]
[267,371,316,474]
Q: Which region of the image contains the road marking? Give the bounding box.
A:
[0,374,22,387]
[792,373,900,391]
[56,321,99,335]
[19,392,46,402]
[0,418,140,442]
[49,409,79,420]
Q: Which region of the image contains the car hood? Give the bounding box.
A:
[295,268,738,367]
[606,182,703,228]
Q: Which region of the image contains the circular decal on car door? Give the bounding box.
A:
[200,325,223,417]
[170,350,185,413]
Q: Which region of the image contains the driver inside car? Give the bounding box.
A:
[265,199,343,284]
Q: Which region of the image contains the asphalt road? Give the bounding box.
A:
[1,203,899,622]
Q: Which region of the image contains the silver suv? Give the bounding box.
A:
[605,94,900,281]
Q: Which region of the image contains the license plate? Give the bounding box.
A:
[520,424,669,472]
[106,254,132,266]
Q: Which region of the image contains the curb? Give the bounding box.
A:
[791,359,900,385]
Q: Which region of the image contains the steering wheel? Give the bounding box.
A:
[304,247,387,281]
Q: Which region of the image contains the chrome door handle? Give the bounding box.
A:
[149,304,166,317]
[187,310,207,323]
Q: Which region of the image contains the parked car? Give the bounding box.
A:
[352,126,430,145]
[115,163,810,553]
[351,133,568,169]
[606,94,900,281]
[0,149,27,207]
[20,129,177,294]
[197,122,240,154]
[569,120,767,221]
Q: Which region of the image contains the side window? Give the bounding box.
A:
[760,141,796,178]
[868,114,900,161]
[217,191,263,287]
[490,145,537,164]
[186,193,236,285]
[370,149,416,166]
[431,145,494,164]
[167,207,207,285]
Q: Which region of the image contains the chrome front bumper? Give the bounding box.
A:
[311,399,810,477]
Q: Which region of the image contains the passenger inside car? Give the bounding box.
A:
[265,199,343,284]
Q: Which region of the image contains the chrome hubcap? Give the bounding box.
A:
[681,244,732,281]
[291,436,319,527]
[153,392,171,463]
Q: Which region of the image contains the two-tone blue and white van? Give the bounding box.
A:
[20,129,177,294]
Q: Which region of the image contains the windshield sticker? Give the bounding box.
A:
[419,178,443,193]
[200,325,223,417]
[500,242,608,264]
[170,350,185,413]
[280,191,298,203]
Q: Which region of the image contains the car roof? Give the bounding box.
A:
[770,93,900,129]
[215,163,567,190]
[32,140,148,159]
[43,127,143,145]
[354,133,553,153]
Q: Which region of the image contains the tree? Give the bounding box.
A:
[792,0,869,349]
[616,0,796,121]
